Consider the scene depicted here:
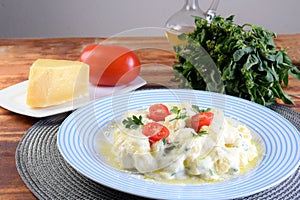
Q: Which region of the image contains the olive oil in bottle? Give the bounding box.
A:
[165,26,195,46]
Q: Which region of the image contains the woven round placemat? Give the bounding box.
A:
[16,104,300,200]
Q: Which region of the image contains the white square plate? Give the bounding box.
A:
[0,77,146,118]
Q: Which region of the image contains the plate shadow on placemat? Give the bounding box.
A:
[15,103,300,200]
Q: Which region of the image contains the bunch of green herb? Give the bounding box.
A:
[173,15,300,105]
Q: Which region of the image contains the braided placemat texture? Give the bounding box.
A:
[16,104,300,200]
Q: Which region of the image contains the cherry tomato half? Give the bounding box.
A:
[191,112,214,132]
[142,122,170,143]
[148,104,170,121]
[80,44,141,86]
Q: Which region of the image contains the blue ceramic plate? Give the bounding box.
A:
[57,89,300,200]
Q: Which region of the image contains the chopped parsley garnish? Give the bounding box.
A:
[192,105,211,113]
[164,142,181,154]
[170,106,180,114]
[170,106,187,121]
[192,105,201,113]
[193,130,209,137]
[122,115,143,129]
[209,169,215,176]
[198,130,209,136]
[162,137,167,145]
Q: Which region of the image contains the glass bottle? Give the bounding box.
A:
[165,0,220,46]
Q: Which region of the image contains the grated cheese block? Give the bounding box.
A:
[26,59,89,108]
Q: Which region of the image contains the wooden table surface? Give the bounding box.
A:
[0,35,300,199]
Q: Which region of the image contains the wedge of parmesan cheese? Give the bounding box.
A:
[26,59,89,107]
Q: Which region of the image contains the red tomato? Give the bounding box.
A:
[80,44,141,86]
[148,104,170,121]
[191,112,214,132]
[142,122,170,143]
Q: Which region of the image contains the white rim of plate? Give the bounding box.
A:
[57,89,300,200]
